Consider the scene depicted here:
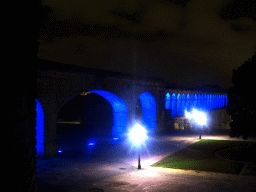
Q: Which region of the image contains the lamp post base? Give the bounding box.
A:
[138,153,141,169]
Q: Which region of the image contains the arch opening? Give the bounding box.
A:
[165,93,171,110]
[57,90,127,152]
[138,92,156,131]
[177,94,182,117]
[172,93,177,117]
[186,94,190,111]
[181,94,186,116]
[90,90,128,138]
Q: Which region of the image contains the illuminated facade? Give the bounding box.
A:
[165,92,227,117]
[165,91,229,131]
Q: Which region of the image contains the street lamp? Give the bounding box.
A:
[185,109,207,139]
[128,123,147,169]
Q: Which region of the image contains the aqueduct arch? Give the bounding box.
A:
[56,89,128,138]
[138,92,157,131]
[90,90,128,138]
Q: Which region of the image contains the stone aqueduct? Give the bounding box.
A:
[36,60,228,157]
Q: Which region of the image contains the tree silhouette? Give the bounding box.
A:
[227,53,256,139]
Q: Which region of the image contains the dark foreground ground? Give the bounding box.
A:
[36,131,256,192]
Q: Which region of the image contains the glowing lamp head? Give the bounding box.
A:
[185,109,207,126]
[129,123,147,145]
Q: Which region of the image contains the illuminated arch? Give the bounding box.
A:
[36,99,44,157]
[199,94,203,109]
[214,95,217,109]
[190,94,194,109]
[181,94,186,116]
[165,93,171,109]
[172,93,177,117]
[205,94,209,110]
[177,94,181,117]
[186,94,190,111]
[203,94,207,110]
[90,90,128,138]
[217,95,220,108]
[138,92,156,131]
[194,94,198,109]
[222,95,225,107]
[219,95,222,107]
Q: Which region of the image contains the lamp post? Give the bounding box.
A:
[128,123,147,169]
[138,153,141,169]
[185,109,207,139]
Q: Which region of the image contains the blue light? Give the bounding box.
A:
[207,94,210,109]
[88,142,95,146]
[186,94,191,111]
[90,90,128,138]
[58,150,62,153]
[177,94,181,117]
[194,94,198,109]
[190,94,194,109]
[172,93,177,117]
[203,94,207,110]
[87,138,96,147]
[198,94,202,110]
[210,94,213,110]
[181,94,186,116]
[111,137,120,144]
[165,93,171,109]
[139,92,156,131]
[35,99,44,157]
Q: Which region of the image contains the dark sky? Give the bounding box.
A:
[37,0,256,89]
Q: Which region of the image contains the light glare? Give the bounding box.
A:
[129,123,147,145]
[185,109,207,126]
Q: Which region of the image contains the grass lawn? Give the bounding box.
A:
[151,139,256,174]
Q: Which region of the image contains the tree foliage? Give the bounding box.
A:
[227,53,256,139]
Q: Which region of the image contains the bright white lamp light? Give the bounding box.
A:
[185,109,207,126]
[185,108,207,140]
[129,123,147,145]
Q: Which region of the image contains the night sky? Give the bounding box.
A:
[37,0,256,89]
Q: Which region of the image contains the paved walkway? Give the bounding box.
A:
[91,166,256,192]
[36,133,256,192]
